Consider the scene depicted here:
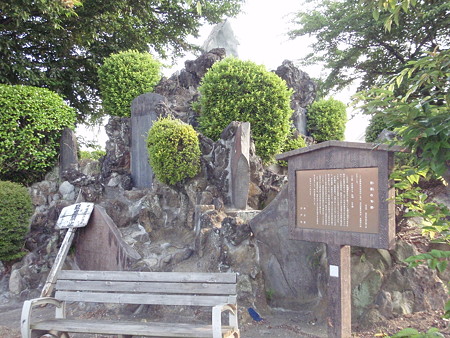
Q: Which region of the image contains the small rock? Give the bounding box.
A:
[9,269,24,295]
[59,181,75,200]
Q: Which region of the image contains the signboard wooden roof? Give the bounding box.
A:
[276,141,404,250]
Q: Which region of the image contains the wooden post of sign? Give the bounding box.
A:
[40,201,94,297]
[40,228,76,297]
[327,244,351,338]
[275,141,403,337]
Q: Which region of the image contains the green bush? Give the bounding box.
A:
[79,149,106,161]
[0,181,33,262]
[147,117,201,185]
[196,57,293,163]
[278,129,307,167]
[98,50,161,117]
[0,85,76,184]
[365,113,389,143]
[306,98,347,142]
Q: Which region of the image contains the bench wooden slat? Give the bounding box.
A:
[55,291,237,306]
[23,270,239,338]
[58,270,237,283]
[56,280,236,295]
[31,319,237,337]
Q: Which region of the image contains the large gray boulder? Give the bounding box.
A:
[249,185,326,311]
[202,20,239,57]
[275,60,317,135]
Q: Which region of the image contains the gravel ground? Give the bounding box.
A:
[0,299,326,338]
[1,299,448,337]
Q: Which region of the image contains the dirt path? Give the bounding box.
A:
[0,299,326,338]
[1,299,448,337]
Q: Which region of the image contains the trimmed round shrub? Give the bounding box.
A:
[278,129,307,167]
[0,180,33,262]
[147,117,201,185]
[365,114,389,143]
[306,98,347,142]
[98,50,161,117]
[0,84,77,184]
[196,57,293,163]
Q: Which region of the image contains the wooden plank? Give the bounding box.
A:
[58,270,237,284]
[55,291,236,306]
[327,244,351,338]
[31,319,236,337]
[40,228,77,297]
[56,280,236,295]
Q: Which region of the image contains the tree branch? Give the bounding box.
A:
[373,39,406,64]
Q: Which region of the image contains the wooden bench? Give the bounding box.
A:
[21,270,239,338]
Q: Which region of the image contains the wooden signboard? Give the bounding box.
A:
[42,202,94,297]
[56,202,94,229]
[276,141,403,338]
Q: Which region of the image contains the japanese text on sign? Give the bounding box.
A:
[296,168,379,233]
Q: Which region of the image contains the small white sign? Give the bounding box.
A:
[330,265,339,278]
[56,203,94,229]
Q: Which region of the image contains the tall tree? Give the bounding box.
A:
[289,0,450,95]
[0,0,243,121]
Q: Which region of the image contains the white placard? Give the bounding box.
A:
[56,203,94,229]
[330,265,339,278]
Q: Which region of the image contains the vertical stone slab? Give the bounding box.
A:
[59,127,78,174]
[130,93,167,188]
[230,122,250,210]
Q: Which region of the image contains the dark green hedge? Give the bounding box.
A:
[0,180,33,262]
[0,84,76,184]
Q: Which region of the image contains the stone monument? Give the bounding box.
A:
[130,93,167,188]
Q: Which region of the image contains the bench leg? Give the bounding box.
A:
[30,330,47,338]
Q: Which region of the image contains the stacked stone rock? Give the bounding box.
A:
[2,50,448,328]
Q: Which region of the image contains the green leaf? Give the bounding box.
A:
[391,327,419,337]
[372,9,380,21]
[437,261,447,273]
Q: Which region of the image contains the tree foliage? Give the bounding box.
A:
[289,0,450,94]
[0,180,33,262]
[98,50,161,117]
[0,0,243,121]
[365,113,389,143]
[355,48,450,179]
[353,1,450,322]
[196,57,293,163]
[0,84,76,184]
